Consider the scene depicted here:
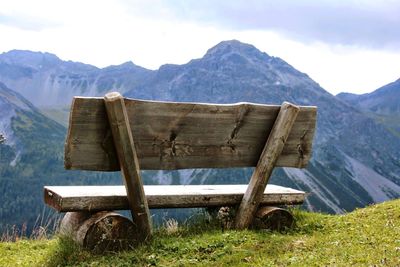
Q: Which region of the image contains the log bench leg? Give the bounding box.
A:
[60,211,139,253]
[209,206,294,231]
[250,206,294,231]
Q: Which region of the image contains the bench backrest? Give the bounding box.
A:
[65,97,317,171]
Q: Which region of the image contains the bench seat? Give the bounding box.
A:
[44,184,306,212]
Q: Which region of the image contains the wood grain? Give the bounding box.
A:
[251,206,294,231]
[44,184,306,212]
[234,102,300,229]
[104,92,152,241]
[65,97,317,171]
[60,211,138,252]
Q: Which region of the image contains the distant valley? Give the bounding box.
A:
[0,40,399,231]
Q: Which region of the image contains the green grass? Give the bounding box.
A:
[1,199,400,266]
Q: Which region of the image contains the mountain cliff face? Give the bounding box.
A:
[0,41,399,219]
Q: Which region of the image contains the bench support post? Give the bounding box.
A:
[104,92,152,242]
[234,102,299,229]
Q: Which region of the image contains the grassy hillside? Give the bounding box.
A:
[1,199,399,266]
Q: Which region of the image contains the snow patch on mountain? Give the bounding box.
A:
[0,82,35,150]
[9,151,20,167]
[0,107,16,146]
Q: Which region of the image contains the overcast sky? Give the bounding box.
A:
[0,0,399,94]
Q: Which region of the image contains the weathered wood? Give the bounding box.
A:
[43,92,317,247]
[59,210,92,236]
[251,206,294,231]
[60,211,138,252]
[234,102,300,229]
[65,97,317,171]
[104,92,152,242]
[44,184,306,212]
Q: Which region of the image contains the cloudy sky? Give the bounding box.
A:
[0,0,399,94]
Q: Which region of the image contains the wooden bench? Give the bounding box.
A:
[44,92,317,251]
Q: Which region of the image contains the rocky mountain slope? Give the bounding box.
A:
[337,79,400,135]
[337,78,400,115]
[0,41,399,221]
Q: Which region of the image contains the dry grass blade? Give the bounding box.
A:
[0,209,63,242]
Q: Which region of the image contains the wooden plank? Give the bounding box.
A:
[65,97,317,171]
[234,102,300,229]
[44,184,306,212]
[104,92,152,241]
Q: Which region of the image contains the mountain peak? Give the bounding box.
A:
[204,40,270,61]
[0,49,61,68]
[103,61,148,72]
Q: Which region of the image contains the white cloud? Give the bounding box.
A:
[239,33,400,94]
[0,0,399,94]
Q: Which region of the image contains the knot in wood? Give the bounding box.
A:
[297,144,304,159]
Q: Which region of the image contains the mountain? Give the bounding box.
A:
[0,41,399,223]
[337,78,400,115]
[122,40,400,213]
[0,50,152,108]
[337,79,400,135]
[0,82,124,232]
[0,81,65,231]
[127,40,328,104]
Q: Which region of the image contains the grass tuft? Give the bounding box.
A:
[1,209,62,242]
